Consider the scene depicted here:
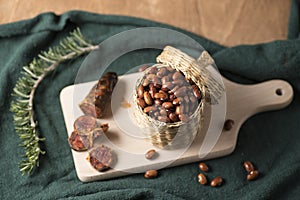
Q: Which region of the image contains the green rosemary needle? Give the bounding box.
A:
[10,28,99,175]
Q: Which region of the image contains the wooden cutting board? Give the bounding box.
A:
[60,72,293,182]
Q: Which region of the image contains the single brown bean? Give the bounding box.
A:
[167,73,174,81]
[175,105,183,115]
[138,65,148,72]
[169,112,179,122]
[158,116,171,123]
[172,98,181,106]
[179,114,189,122]
[243,161,255,173]
[149,85,157,98]
[137,98,147,109]
[170,85,180,93]
[172,71,183,80]
[184,95,190,103]
[210,176,223,187]
[161,76,170,84]
[247,170,259,181]
[199,162,209,172]
[153,77,162,88]
[147,74,156,80]
[198,173,208,185]
[154,92,168,101]
[172,80,185,87]
[189,95,197,103]
[184,102,190,113]
[142,78,150,87]
[192,85,202,99]
[144,91,153,105]
[148,67,157,74]
[158,90,168,96]
[157,67,168,77]
[162,102,173,109]
[145,149,157,159]
[137,85,144,98]
[166,66,175,72]
[162,82,174,91]
[223,119,234,131]
[154,99,162,105]
[144,106,156,113]
[174,86,186,96]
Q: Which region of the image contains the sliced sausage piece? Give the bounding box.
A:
[68,115,109,151]
[68,131,90,151]
[79,72,118,118]
[88,145,114,172]
[73,115,97,134]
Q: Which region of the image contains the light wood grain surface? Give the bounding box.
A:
[0,0,291,46]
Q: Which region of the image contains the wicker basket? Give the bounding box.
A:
[133,46,224,149]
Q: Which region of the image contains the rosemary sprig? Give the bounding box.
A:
[10,28,99,175]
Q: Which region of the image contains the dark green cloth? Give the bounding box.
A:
[1,3,300,200]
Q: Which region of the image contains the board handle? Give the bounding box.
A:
[234,79,294,116]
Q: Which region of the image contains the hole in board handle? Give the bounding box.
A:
[276,88,283,96]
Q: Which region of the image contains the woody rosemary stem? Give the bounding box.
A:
[28,46,98,127]
[10,28,99,175]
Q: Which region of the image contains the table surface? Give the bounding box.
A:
[0,0,291,46]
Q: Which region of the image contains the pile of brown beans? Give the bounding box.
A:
[136,66,202,123]
[196,161,260,187]
[197,162,224,187]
